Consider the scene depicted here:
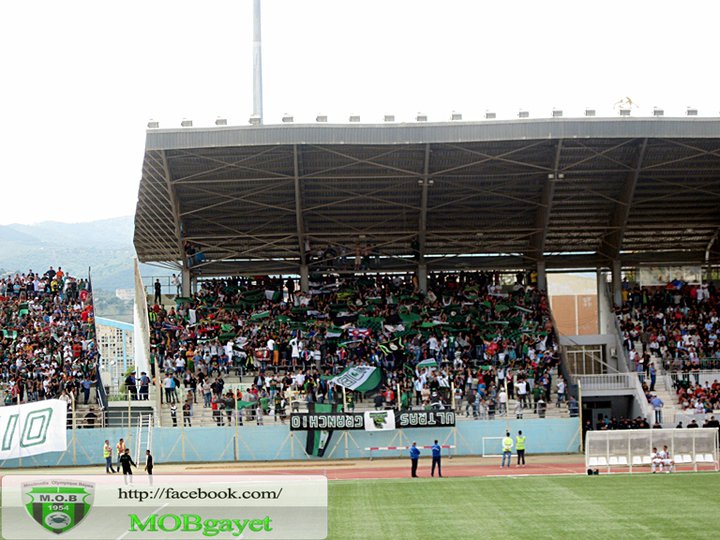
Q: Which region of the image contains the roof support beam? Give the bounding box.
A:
[530,140,563,260]
[293,145,307,268]
[600,138,648,260]
[160,150,186,269]
[418,144,431,265]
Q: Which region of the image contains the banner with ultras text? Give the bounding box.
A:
[1,475,327,539]
[289,410,456,431]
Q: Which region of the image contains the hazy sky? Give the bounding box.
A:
[1,1,718,225]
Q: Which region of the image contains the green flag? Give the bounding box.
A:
[330,366,382,393]
[236,400,256,410]
[417,359,438,370]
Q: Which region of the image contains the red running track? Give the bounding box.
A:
[191,462,588,480]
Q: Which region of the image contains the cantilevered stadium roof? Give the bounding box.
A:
[134,117,720,276]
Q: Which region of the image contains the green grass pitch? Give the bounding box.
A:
[328,473,720,540]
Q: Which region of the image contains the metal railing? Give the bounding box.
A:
[630,373,654,421]
[571,372,653,422]
[134,413,154,464]
[572,373,635,390]
[667,369,720,387]
[602,281,633,373]
[142,275,178,298]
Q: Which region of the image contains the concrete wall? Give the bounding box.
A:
[550,294,598,336]
[0,419,581,469]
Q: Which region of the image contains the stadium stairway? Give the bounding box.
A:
[631,343,680,427]
[646,364,681,427]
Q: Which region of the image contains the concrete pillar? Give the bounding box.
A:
[596,268,608,334]
[536,261,547,291]
[612,259,622,307]
[299,265,309,292]
[181,268,191,297]
[417,263,428,293]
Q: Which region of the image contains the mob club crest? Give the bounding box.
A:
[22,480,94,535]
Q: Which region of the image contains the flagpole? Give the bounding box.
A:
[17,392,22,468]
[71,392,77,465]
[235,397,240,461]
[342,386,347,412]
[504,375,509,433]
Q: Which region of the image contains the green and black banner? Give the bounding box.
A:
[292,410,456,433]
[304,403,344,457]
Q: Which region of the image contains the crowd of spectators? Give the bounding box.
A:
[147,270,567,424]
[0,266,98,412]
[615,278,720,417]
[616,279,720,373]
[675,379,720,414]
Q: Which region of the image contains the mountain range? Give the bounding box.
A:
[0,216,170,290]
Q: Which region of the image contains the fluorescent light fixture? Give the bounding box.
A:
[180,119,193,127]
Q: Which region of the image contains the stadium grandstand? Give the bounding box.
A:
[3,116,720,467]
[130,117,720,431]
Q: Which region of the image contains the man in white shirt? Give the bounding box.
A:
[651,447,663,473]
[659,446,674,473]
[289,335,302,366]
[497,388,508,416]
[427,336,439,359]
[516,379,528,409]
[413,373,426,406]
[556,378,566,407]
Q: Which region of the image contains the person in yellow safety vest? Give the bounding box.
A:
[501,431,513,468]
[516,431,527,467]
[103,440,116,474]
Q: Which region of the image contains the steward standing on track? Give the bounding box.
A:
[431,440,443,477]
[409,442,420,478]
[516,431,527,467]
[103,440,116,473]
[501,432,513,468]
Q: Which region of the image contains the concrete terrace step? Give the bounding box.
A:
[154,396,570,427]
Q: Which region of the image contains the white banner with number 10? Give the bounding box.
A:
[0,399,67,460]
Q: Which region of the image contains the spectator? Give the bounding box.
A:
[171,274,181,296]
[650,394,664,424]
[153,279,162,305]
